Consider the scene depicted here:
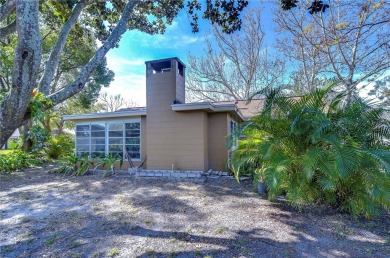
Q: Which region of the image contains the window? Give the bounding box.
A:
[230,120,237,134]
[76,124,90,157]
[125,122,141,159]
[108,122,123,159]
[75,121,141,160]
[91,123,106,158]
[230,118,238,151]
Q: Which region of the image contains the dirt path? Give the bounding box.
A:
[0,166,389,258]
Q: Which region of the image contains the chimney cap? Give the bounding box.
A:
[145,57,186,68]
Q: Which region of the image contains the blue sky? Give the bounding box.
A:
[104,0,272,106]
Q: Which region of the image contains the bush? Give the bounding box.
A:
[231,86,390,217]
[0,150,46,174]
[54,155,92,176]
[7,138,21,150]
[45,134,74,159]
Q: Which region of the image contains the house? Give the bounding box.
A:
[63,57,263,171]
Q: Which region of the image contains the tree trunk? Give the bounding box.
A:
[43,115,51,132]
[55,118,64,135]
[21,121,32,152]
[0,0,42,147]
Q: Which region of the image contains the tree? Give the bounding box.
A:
[0,0,249,147]
[187,8,285,102]
[45,97,105,135]
[1,16,114,150]
[99,92,136,112]
[274,0,390,98]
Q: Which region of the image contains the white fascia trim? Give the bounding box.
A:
[171,102,215,111]
[171,103,245,121]
[63,110,146,121]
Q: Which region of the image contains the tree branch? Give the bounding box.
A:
[0,19,16,40]
[0,0,16,22]
[38,0,87,95]
[48,0,137,106]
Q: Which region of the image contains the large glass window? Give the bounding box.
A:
[91,123,106,158]
[76,125,90,157]
[125,123,141,159]
[75,121,141,160]
[108,122,124,159]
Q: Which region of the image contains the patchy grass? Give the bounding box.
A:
[214,227,228,234]
[107,247,119,257]
[0,150,13,155]
[0,167,389,257]
[45,233,62,245]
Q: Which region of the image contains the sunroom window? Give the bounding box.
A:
[75,121,141,160]
[108,123,124,159]
[91,123,106,158]
[125,122,141,159]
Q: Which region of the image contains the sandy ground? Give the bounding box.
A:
[0,165,389,258]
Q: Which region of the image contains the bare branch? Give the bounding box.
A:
[187,7,284,102]
[274,0,390,96]
[99,92,136,112]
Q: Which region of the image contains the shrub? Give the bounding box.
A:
[231,86,390,217]
[93,154,123,176]
[45,134,74,159]
[54,155,92,176]
[7,138,21,150]
[0,150,46,174]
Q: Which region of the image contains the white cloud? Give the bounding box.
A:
[102,73,146,106]
[106,55,144,73]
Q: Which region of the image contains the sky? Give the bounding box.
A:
[103,1,271,107]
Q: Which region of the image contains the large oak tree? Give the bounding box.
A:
[0,0,249,147]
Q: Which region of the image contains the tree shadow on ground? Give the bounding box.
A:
[1,169,389,257]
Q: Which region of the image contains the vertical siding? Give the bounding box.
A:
[146,59,208,171]
[207,113,229,171]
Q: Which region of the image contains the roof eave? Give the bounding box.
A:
[171,103,245,121]
[63,111,146,121]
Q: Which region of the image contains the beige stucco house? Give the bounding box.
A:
[64,57,263,171]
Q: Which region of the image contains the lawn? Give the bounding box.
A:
[0,150,13,155]
[0,166,389,258]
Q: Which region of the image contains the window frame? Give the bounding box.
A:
[75,119,141,161]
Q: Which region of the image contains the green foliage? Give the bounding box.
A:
[28,90,53,150]
[93,154,123,176]
[54,155,92,176]
[231,85,390,217]
[45,134,74,159]
[7,138,21,150]
[0,150,46,174]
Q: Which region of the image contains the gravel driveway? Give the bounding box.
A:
[0,165,389,258]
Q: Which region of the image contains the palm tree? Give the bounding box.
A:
[231,85,390,217]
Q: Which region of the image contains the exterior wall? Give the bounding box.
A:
[146,59,208,171]
[207,113,229,171]
[174,111,208,171]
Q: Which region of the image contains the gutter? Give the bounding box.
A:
[63,110,146,121]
